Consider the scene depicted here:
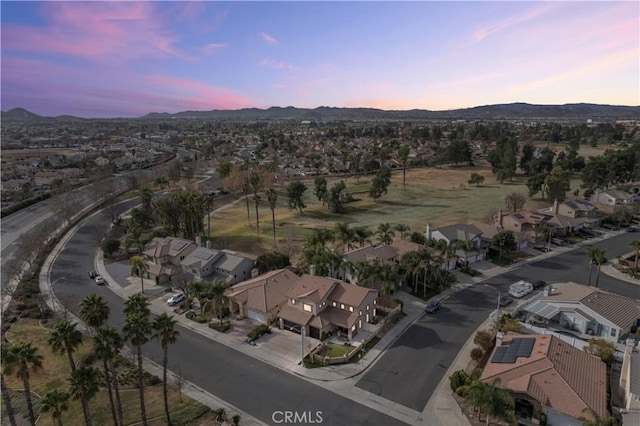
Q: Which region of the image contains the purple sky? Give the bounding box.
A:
[1,1,638,118]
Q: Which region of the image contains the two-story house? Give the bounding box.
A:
[277,275,378,340]
[143,237,197,284]
[493,210,550,245]
[542,199,603,232]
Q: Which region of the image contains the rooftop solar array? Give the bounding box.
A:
[173,241,188,251]
[193,250,213,261]
[491,337,536,364]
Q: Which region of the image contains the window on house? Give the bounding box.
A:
[292,299,296,304]
[366,305,370,311]
[610,328,616,337]
[340,304,345,310]
[332,301,337,307]
[303,303,312,312]
[349,306,354,312]
[180,256,185,261]
[359,311,362,316]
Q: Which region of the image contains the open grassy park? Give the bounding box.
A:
[207,160,586,257]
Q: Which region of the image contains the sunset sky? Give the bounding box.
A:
[1,1,638,118]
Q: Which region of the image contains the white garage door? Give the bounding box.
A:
[247,310,265,323]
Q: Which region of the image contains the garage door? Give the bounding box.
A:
[247,310,265,323]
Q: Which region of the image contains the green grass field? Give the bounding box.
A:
[207,162,585,257]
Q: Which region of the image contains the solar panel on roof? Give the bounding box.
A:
[491,338,536,364]
[514,338,535,357]
[193,250,213,260]
[491,347,509,363]
[173,241,188,251]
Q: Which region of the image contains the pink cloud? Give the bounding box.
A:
[260,32,278,46]
[2,2,183,61]
[472,2,562,42]
[203,43,227,54]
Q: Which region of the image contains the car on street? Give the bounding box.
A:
[499,297,514,307]
[88,271,97,279]
[626,227,638,233]
[167,292,185,306]
[94,275,105,285]
[532,280,547,290]
[425,300,441,314]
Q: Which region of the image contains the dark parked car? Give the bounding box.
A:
[499,297,514,307]
[425,300,441,314]
[532,280,547,290]
[88,271,97,279]
[626,227,638,233]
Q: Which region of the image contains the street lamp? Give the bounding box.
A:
[484,284,501,321]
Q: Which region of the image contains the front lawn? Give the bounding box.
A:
[319,342,354,358]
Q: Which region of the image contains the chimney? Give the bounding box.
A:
[205,240,211,249]
[425,222,431,240]
[196,236,202,246]
[553,199,559,215]
[496,331,504,347]
[309,264,316,276]
[251,268,259,278]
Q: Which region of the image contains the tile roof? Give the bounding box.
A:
[286,275,337,303]
[481,333,607,422]
[579,291,640,329]
[225,269,300,314]
[317,306,359,329]
[330,282,377,307]
[434,224,482,242]
[277,303,313,326]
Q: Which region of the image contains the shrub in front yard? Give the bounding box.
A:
[449,369,470,393]
[208,321,230,332]
[247,324,270,340]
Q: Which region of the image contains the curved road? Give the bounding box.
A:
[50,201,407,426]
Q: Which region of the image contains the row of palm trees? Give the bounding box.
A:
[297,224,463,298]
[1,293,180,426]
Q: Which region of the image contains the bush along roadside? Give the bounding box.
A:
[247,324,270,341]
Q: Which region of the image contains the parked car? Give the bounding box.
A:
[167,292,185,306]
[532,280,547,290]
[508,280,533,298]
[88,271,97,279]
[499,297,514,307]
[626,227,638,233]
[425,300,441,314]
[94,275,105,285]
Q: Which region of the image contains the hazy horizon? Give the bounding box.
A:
[2,1,638,118]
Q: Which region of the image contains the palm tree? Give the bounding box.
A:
[458,239,474,267]
[1,346,18,426]
[630,239,640,269]
[94,327,124,426]
[586,246,607,287]
[440,240,460,270]
[48,320,83,373]
[376,223,395,246]
[189,280,206,314]
[394,223,411,241]
[241,177,252,227]
[130,255,149,294]
[249,170,262,235]
[334,222,355,253]
[123,295,152,426]
[3,341,43,425]
[79,293,110,336]
[40,389,70,426]
[69,367,100,426]
[208,280,229,324]
[152,313,180,425]
[266,188,278,246]
[353,226,372,248]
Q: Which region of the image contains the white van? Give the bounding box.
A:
[509,280,533,298]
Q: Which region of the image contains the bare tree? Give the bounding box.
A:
[49,191,82,225]
[170,270,194,299]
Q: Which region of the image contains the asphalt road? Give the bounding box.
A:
[50,200,408,426]
[357,231,640,411]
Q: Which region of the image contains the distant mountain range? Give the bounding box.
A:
[2,103,639,123]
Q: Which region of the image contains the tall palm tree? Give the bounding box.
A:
[1,346,18,426]
[353,226,372,248]
[398,145,410,190]
[241,177,252,227]
[458,239,474,267]
[394,223,411,241]
[40,389,70,426]
[189,280,206,314]
[440,240,460,270]
[68,367,100,426]
[94,327,124,426]
[3,341,43,425]
[79,293,110,336]
[376,223,395,246]
[249,170,262,235]
[152,314,180,425]
[48,320,83,373]
[586,246,607,287]
[123,295,152,426]
[630,239,640,269]
[334,222,355,253]
[129,255,149,294]
[266,188,278,246]
[208,280,229,324]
